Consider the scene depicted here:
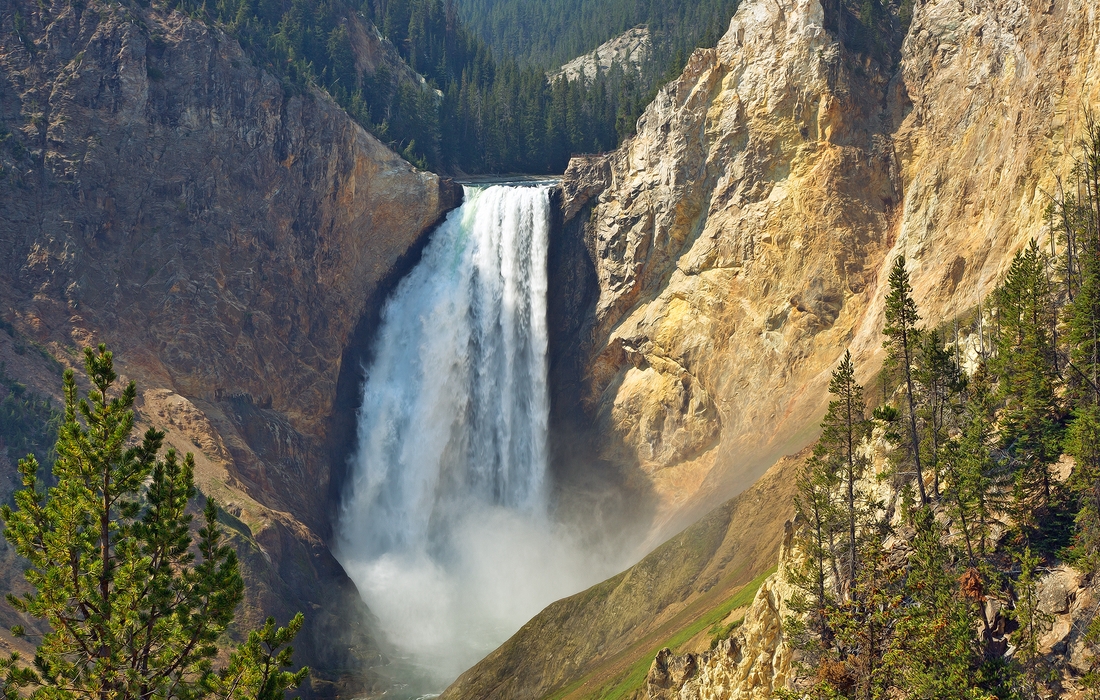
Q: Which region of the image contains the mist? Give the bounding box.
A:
[341,506,621,689]
[334,184,625,695]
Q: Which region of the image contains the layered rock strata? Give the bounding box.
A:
[0,0,459,693]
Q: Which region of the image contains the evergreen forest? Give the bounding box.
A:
[451,0,739,86]
[164,0,740,173]
[781,116,1100,699]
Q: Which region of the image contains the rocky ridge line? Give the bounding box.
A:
[552,26,652,82]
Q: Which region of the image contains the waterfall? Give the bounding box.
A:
[337,185,594,692]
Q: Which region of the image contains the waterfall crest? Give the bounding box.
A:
[337,185,590,691]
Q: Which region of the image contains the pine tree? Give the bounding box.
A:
[211,615,309,700]
[993,241,1061,522]
[917,329,964,499]
[1,345,307,699]
[825,531,903,700]
[1081,612,1100,697]
[790,352,872,608]
[968,369,1005,555]
[0,652,36,698]
[787,352,877,692]
[886,508,982,699]
[1069,402,1100,568]
[1009,547,1054,699]
[942,368,1001,564]
[791,451,841,642]
[1065,114,1100,570]
[823,352,871,590]
[883,256,927,503]
[786,114,1100,696]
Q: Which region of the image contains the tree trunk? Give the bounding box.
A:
[903,326,927,503]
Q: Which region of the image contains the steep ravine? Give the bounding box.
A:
[445,0,1100,695]
[0,0,460,694]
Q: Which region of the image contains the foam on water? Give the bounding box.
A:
[336,185,607,692]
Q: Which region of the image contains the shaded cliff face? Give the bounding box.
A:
[560,0,1100,536]
[0,0,459,693]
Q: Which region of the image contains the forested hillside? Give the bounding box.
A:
[166,0,739,173]
[454,0,738,72]
[778,118,1100,698]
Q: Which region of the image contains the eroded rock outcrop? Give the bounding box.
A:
[0,0,459,693]
[553,26,652,82]
[647,523,796,700]
[561,0,1100,537]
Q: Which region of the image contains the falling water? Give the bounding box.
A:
[336,185,603,694]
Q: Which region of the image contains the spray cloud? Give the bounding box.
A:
[336,185,619,693]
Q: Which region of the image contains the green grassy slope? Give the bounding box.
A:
[550,566,776,700]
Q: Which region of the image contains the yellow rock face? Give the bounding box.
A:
[571,0,1100,535]
[644,520,799,700]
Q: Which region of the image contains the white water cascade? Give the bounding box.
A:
[336,185,608,693]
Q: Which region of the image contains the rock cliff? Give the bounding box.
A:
[559,0,906,536]
[560,0,1100,537]
[446,0,1100,695]
[0,0,459,693]
[552,26,652,82]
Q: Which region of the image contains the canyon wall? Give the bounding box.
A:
[557,0,905,536]
[0,0,459,694]
[448,0,1100,695]
[559,0,1100,536]
[552,26,652,82]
